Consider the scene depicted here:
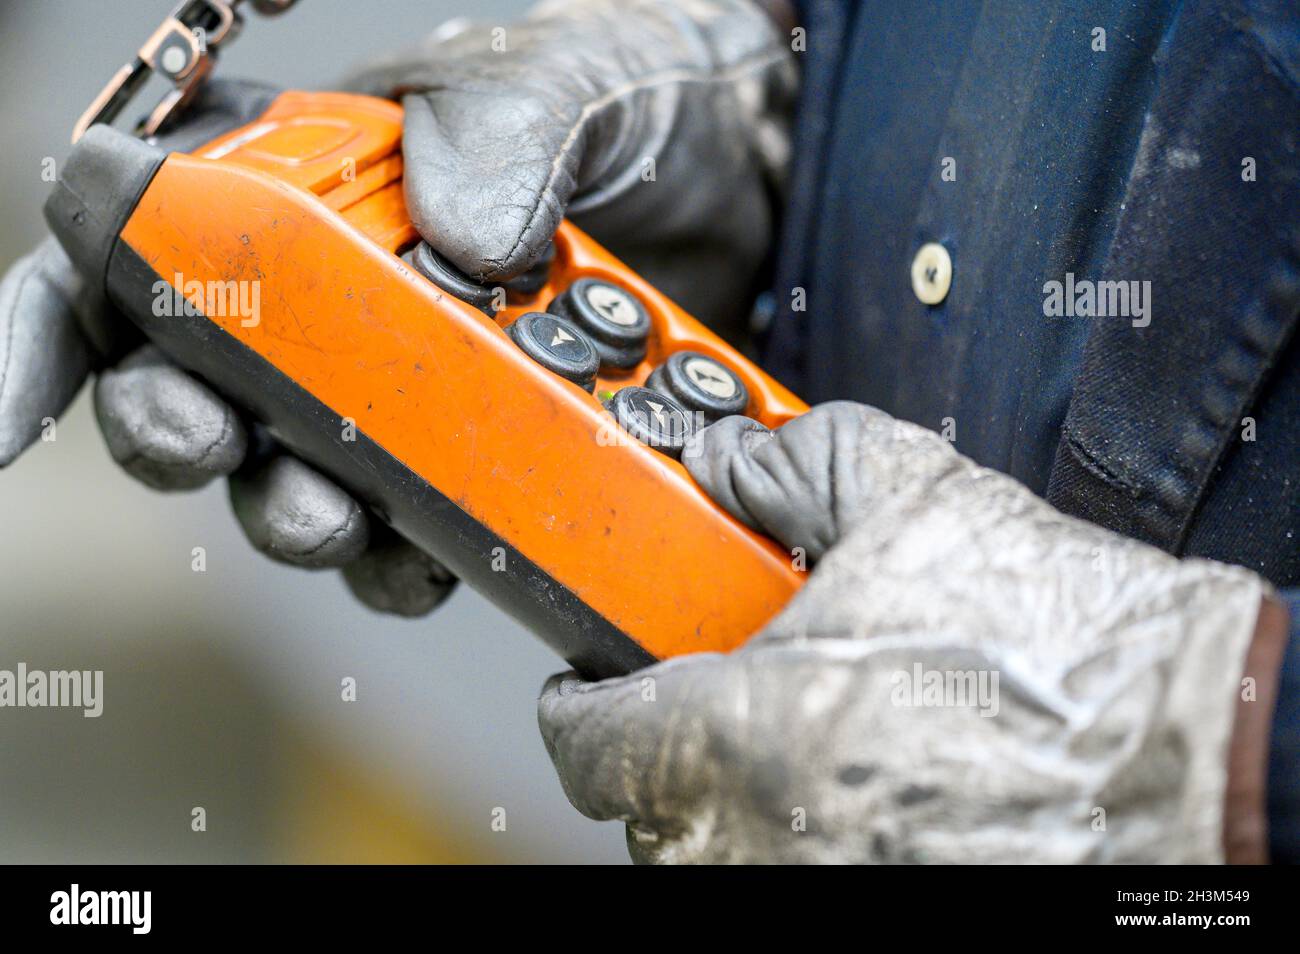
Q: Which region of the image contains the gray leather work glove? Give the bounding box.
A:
[0,0,794,615]
[539,403,1275,863]
[346,0,796,336]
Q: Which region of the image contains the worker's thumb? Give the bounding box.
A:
[397,84,575,282]
[342,1,795,297]
[683,402,963,566]
[342,16,621,283]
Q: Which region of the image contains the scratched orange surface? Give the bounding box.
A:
[122,92,807,659]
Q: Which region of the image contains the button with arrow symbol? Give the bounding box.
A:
[646,350,749,422]
[605,386,694,459]
[507,311,600,391]
[547,278,651,369]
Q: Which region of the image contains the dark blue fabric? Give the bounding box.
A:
[1271,589,1300,863]
[1268,590,1300,868]
[1044,1,1300,568]
[767,0,1299,859]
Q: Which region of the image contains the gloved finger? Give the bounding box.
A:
[94,344,247,490]
[344,20,579,281]
[228,454,369,568]
[684,402,958,562]
[0,238,95,466]
[342,526,457,617]
[683,403,874,561]
[344,24,571,280]
[398,89,569,280]
[679,415,777,533]
[537,655,733,833]
[346,1,793,289]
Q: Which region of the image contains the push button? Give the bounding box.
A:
[407,241,499,314]
[606,387,694,459]
[646,351,749,422]
[548,278,650,369]
[506,311,599,391]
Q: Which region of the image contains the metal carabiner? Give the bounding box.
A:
[72,0,298,143]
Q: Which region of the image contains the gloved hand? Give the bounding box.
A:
[346,0,796,337]
[0,238,453,615]
[539,403,1281,863]
[0,0,793,614]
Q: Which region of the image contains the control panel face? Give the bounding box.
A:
[418,254,769,460]
[400,216,806,454]
[195,92,806,451]
[126,90,809,672]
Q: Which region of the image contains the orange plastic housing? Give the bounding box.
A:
[117,91,808,674]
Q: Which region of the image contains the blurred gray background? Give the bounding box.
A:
[0,0,628,863]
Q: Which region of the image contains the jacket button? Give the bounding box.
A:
[910,242,952,305]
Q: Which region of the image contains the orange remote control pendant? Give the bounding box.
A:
[47,90,808,678]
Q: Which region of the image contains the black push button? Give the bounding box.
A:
[407,241,499,314]
[507,312,600,391]
[605,386,694,459]
[646,351,749,422]
[503,241,556,298]
[548,278,650,369]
